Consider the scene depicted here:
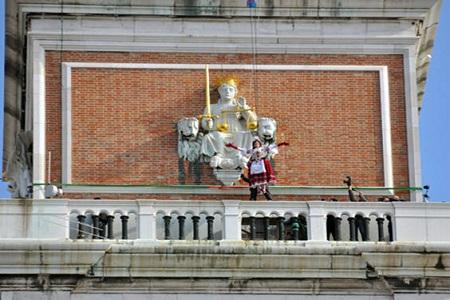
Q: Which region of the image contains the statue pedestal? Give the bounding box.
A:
[213,169,242,186]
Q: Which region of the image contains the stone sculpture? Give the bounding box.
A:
[177,117,203,163]
[200,79,258,170]
[176,67,279,185]
[4,131,33,198]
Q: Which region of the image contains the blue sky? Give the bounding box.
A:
[420,0,450,201]
[0,3,448,200]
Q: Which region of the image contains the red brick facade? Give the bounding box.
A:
[46,52,408,199]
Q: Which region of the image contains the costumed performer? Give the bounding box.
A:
[226,139,289,201]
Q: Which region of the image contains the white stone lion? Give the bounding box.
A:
[177,117,203,162]
[258,117,277,144]
[258,117,278,158]
[4,131,33,198]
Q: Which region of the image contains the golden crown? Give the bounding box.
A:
[214,75,240,88]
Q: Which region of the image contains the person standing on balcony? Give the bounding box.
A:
[226,139,288,201]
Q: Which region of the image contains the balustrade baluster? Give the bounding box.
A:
[387,215,393,241]
[376,217,385,241]
[249,217,256,240]
[327,215,334,240]
[192,216,200,240]
[363,217,371,241]
[178,216,186,240]
[206,216,215,240]
[99,214,107,239]
[121,215,129,240]
[91,215,99,239]
[163,216,171,240]
[107,215,114,239]
[348,217,356,241]
[277,217,285,240]
[334,217,342,241]
[291,217,299,241]
[263,217,270,240]
[77,215,86,239]
[299,216,307,240]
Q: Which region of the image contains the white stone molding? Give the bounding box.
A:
[19,2,436,19]
[378,66,394,194]
[27,16,420,55]
[403,46,423,202]
[28,39,46,200]
[60,62,393,195]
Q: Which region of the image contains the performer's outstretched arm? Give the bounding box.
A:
[225,143,239,150]
[277,142,289,147]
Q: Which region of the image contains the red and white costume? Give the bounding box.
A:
[239,145,278,194]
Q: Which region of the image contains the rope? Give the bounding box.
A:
[249,4,259,112]
[43,215,109,239]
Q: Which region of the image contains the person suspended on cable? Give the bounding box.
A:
[226,138,289,201]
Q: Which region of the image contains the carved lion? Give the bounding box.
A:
[177,117,203,162]
[257,117,278,159]
[258,117,277,145]
[4,131,33,198]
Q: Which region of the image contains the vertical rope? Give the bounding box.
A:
[249,6,259,112]
[60,0,64,62]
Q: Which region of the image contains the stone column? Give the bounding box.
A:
[263,217,270,240]
[291,217,299,241]
[91,215,99,239]
[107,215,115,239]
[277,217,285,241]
[387,215,393,242]
[348,217,356,241]
[99,216,106,239]
[376,217,385,241]
[334,217,342,241]
[363,217,371,241]
[249,217,256,240]
[326,215,334,241]
[192,216,200,240]
[206,216,215,240]
[77,215,86,239]
[163,216,171,240]
[178,216,186,240]
[121,215,129,240]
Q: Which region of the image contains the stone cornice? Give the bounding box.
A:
[0,240,449,294]
[18,1,437,19]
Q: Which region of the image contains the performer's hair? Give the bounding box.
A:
[252,139,262,148]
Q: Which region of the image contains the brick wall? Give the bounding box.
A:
[45,52,408,199]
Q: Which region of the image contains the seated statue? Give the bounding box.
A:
[201,78,257,169]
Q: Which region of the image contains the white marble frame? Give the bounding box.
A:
[59,62,393,195]
[25,15,422,200]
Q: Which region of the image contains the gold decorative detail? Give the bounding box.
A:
[217,123,229,132]
[214,74,240,88]
[205,65,211,117]
[247,121,258,130]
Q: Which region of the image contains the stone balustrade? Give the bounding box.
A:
[1,199,450,242]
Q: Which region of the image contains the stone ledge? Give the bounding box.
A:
[0,240,449,294]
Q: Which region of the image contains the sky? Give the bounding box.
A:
[0,2,448,201]
[420,0,450,202]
